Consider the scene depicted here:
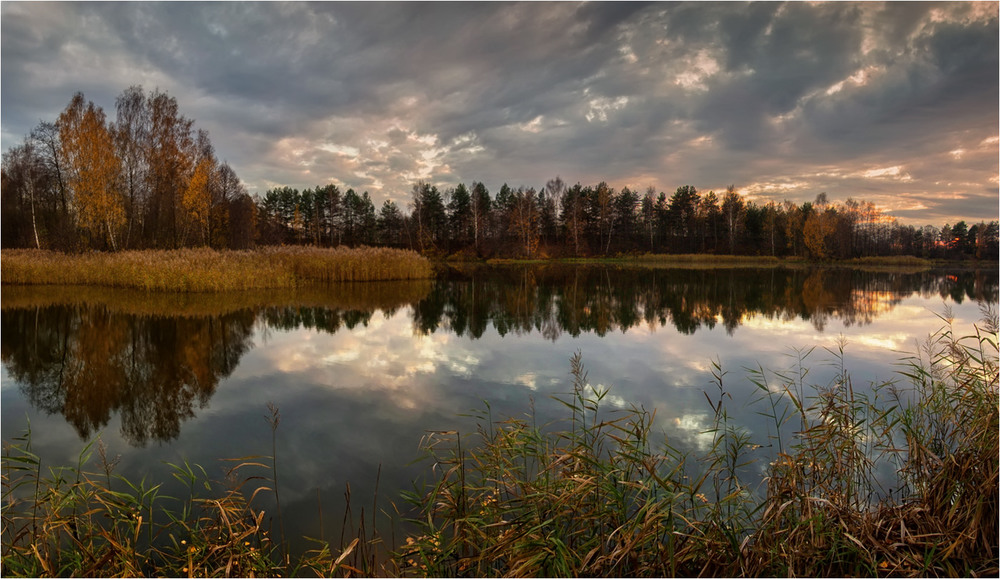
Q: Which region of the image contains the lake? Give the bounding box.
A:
[2,264,996,555]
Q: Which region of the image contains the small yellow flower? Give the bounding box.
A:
[182,567,188,573]
[244,541,250,546]
[181,540,187,545]
[879,561,889,569]
[188,546,196,553]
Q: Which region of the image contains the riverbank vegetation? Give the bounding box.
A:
[0,246,432,291]
[3,87,997,262]
[3,310,996,577]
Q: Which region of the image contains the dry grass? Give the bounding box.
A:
[0,246,432,292]
[842,256,933,267]
[631,253,784,264]
[1,435,374,578]
[401,307,998,577]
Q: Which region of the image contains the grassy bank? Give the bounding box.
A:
[486,253,788,266]
[0,246,433,292]
[3,311,997,577]
[484,253,951,269]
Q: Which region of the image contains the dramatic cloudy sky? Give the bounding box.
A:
[2,1,997,225]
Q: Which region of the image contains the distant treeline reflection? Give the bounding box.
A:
[407,265,998,338]
[2,266,995,446]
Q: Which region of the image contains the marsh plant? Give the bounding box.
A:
[400,307,998,577]
[0,427,383,577]
[0,245,432,291]
[2,309,997,577]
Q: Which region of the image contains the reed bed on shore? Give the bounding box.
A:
[2,308,996,577]
[0,246,432,292]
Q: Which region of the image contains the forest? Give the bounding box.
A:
[3,86,997,261]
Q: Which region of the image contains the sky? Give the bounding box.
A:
[2,1,997,226]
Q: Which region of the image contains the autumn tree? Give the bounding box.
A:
[59,93,125,250]
[209,162,245,248]
[113,86,150,248]
[803,207,837,259]
[784,200,806,257]
[510,187,541,257]
[146,90,195,248]
[180,131,216,246]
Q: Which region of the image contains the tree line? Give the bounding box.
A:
[2,86,254,251]
[256,180,998,261]
[4,87,997,260]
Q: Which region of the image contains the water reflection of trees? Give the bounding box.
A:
[413,266,998,339]
[1,280,431,447]
[2,267,994,446]
[2,305,256,446]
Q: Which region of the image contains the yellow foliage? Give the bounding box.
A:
[59,95,125,249]
[803,211,835,260]
[182,157,213,244]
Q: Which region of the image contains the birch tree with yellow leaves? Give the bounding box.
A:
[58,93,125,250]
[181,156,213,246]
[180,131,217,246]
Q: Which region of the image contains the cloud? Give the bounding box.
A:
[2,1,996,225]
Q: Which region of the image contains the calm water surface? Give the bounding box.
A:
[2,265,996,552]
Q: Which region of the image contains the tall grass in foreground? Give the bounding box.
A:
[401,307,997,577]
[0,246,432,292]
[2,309,996,577]
[1,424,387,577]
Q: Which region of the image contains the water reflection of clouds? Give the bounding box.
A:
[3,269,996,559]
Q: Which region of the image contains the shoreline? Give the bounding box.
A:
[2,248,995,293]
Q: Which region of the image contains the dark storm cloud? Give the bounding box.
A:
[2,1,996,225]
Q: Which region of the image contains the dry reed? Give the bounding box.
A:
[401,308,998,577]
[0,246,432,292]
